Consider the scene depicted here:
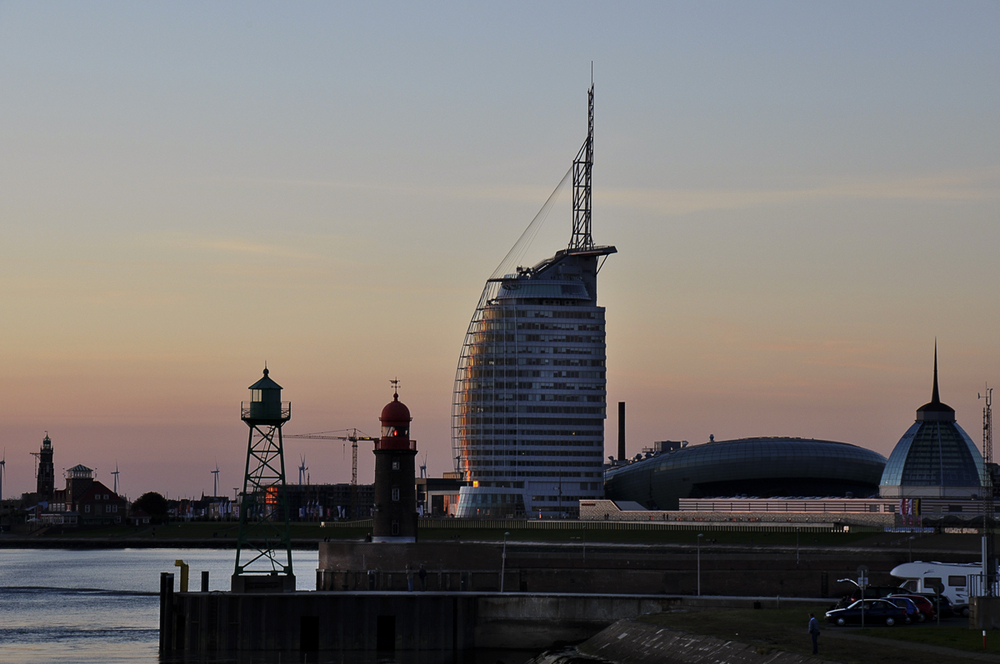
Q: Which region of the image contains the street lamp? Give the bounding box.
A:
[697,533,704,596]
[500,531,510,592]
[838,577,866,628]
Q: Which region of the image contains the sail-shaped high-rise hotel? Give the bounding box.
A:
[452,85,616,517]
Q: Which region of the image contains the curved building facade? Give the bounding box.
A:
[452,85,615,518]
[880,349,985,499]
[604,437,888,511]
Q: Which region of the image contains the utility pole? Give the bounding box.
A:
[981,385,994,596]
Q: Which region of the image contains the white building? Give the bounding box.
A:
[452,84,615,517]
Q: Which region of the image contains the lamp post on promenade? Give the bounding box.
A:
[500,531,510,592]
[839,575,868,628]
[697,533,704,596]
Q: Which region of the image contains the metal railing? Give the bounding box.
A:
[318,517,852,534]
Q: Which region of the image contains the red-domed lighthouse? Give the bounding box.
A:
[372,381,418,542]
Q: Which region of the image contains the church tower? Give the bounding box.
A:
[36,434,55,501]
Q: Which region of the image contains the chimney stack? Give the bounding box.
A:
[618,402,626,461]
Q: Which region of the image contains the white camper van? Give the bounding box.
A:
[890,561,981,615]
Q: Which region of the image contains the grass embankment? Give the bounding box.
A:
[641,607,1000,663]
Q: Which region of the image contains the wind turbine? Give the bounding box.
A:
[111,462,120,495]
[298,455,308,486]
[211,462,220,498]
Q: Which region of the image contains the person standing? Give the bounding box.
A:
[808,613,820,654]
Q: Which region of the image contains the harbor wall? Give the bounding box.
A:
[317,541,908,598]
[159,583,684,653]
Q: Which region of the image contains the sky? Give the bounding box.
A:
[1,2,999,500]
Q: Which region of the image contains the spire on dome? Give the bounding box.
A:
[917,340,955,421]
[931,339,940,405]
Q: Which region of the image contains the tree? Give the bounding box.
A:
[132,491,169,524]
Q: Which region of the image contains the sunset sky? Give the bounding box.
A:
[2,2,998,500]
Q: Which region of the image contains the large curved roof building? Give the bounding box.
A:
[604,437,887,511]
[452,85,615,518]
[880,348,986,499]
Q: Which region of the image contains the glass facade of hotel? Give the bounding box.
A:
[452,248,614,517]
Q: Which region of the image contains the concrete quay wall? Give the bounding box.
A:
[159,587,682,654]
[318,541,909,598]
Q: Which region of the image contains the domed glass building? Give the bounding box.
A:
[879,349,986,499]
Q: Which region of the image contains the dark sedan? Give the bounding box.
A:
[825,599,907,626]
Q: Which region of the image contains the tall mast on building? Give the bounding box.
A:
[569,83,595,251]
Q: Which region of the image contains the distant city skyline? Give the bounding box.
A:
[2,2,998,498]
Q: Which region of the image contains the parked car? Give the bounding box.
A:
[885,596,919,624]
[825,599,907,626]
[887,594,936,622]
[913,592,955,618]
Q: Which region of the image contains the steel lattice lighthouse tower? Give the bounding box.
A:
[232,367,295,592]
[372,382,418,542]
[452,84,616,518]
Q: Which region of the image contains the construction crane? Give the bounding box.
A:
[285,429,378,519]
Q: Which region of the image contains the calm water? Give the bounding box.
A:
[0,547,540,664]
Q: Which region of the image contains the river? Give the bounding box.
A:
[0,547,540,664]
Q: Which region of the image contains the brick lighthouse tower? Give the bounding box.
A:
[372,381,417,542]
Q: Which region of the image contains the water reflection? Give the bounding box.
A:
[0,549,544,664]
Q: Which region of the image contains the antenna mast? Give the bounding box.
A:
[569,82,595,251]
[982,384,995,596]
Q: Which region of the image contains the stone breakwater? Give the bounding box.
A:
[572,619,820,664]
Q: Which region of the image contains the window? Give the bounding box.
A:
[85,505,91,513]
[948,576,966,587]
[391,520,399,535]
[391,488,400,502]
[392,461,399,471]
